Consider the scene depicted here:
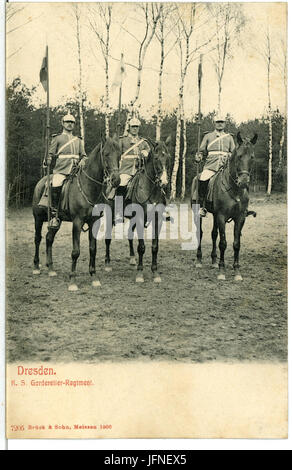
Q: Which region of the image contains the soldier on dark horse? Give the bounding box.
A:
[195,114,235,217]
[32,114,121,291]
[46,113,87,228]
[191,114,258,281]
[102,117,171,283]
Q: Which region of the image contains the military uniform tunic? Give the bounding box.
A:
[48,132,86,175]
[199,130,235,181]
[119,134,151,186]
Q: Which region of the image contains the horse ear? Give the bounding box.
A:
[165,135,171,146]
[237,132,243,145]
[251,133,258,145]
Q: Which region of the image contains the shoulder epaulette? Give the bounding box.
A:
[51,133,58,138]
[203,130,212,134]
[78,135,83,139]
[229,133,234,136]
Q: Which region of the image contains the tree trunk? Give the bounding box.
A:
[181,109,187,200]
[170,102,182,201]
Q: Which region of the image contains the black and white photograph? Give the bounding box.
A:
[4,0,288,444]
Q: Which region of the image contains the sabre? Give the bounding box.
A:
[196,54,203,203]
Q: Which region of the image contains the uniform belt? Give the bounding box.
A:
[57,154,79,159]
[122,154,137,159]
[208,151,228,155]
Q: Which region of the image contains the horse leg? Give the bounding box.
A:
[152,212,162,283]
[105,238,112,272]
[217,214,227,280]
[196,217,203,268]
[68,218,82,291]
[136,239,145,283]
[33,214,44,274]
[211,215,219,268]
[128,222,137,266]
[46,225,60,276]
[88,221,101,287]
[233,215,245,281]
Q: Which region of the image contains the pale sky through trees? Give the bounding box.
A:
[6,1,287,124]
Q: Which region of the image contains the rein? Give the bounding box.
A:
[132,140,167,205]
[77,142,116,206]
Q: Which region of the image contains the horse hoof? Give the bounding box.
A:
[105,266,112,272]
[136,275,144,283]
[211,263,219,269]
[92,280,101,287]
[196,263,203,268]
[234,274,243,281]
[130,257,137,266]
[217,273,226,280]
[48,271,57,277]
[153,276,161,283]
[33,269,40,275]
[68,284,78,291]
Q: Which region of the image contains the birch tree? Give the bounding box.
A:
[154,3,177,140]
[121,3,162,132]
[72,4,86,141]
[264,28,273,195]
[88,4,113,137]
[170,3,214,200]
[208,3,246,113]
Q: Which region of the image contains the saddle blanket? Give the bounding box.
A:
[38,177,71,215]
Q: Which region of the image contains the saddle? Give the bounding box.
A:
[191,172,218,205]
[38,175,73,221]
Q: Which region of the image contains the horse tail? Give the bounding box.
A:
[191,175,198,204]
[32,176,47,208]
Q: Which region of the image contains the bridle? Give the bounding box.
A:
[132,140,169,204]
[77,141,119,205]
[228,143,254,188]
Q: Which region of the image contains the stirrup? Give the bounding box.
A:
[199,207,207,217]
[49,216,60,229]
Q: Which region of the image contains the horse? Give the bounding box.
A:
[191,131,258,281]
[102,137,171,283]
[32,136,121,291]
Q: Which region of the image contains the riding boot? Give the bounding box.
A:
[114,186,127,224]
[49,186,62,228]
[198,180,209,217]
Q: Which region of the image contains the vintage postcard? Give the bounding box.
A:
[5,1,288,442]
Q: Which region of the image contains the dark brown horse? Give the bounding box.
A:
[191,131,258,281]
[103,137,171,283]
[32,136,121,291]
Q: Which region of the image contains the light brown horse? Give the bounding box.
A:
[191,132,258,281]
[32,136,121,291]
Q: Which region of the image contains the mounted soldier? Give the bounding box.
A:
[195,114,235,217]
[118,117,151,187]
[46,114,87,227]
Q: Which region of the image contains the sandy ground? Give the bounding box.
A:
[6,194,287,363]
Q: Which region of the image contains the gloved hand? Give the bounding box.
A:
[79,157,88,168]
[46,156,52,166]
[194,152,203,163]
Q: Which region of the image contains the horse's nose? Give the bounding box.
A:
[111,172,120,188]
[239,174,250,187]
[161,169,168,187]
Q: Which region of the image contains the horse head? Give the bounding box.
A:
[150,135,172,187]
[101,134,121,188]
[234,132,258,188]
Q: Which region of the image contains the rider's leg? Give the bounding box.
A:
[49,174,65,228]
[198,179,209,217]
